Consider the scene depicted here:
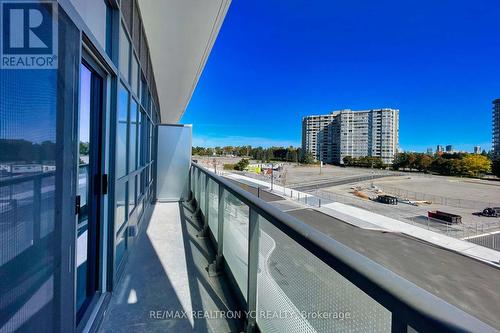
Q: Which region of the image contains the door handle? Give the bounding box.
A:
[102,174,108,195]
[75,195,81,215]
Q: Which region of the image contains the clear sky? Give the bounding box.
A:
[181,0,500,152]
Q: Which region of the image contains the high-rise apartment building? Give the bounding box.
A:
[494,99,500,159]
[302,109,399,165]
[474,146,481,154]
[436,145,444,153]
[301,111,339,162]
[446,145,453,153]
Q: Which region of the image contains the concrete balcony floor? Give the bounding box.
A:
[98,202,242,333]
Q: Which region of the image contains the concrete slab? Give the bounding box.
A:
[98,202,242,333]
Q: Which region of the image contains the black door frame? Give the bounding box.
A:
[75,49,108,328]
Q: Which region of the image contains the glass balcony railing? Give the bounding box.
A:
[189,162,497,333]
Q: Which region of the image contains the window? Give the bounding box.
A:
[116,83,129,177]
[141,77,148,109]
[131,55,139,96]
[129,176,136,214]
[106,2,113,57]
[138,112,143,167]
[115,181,127,234]
[129,99,138,172]
[119,24,130,81]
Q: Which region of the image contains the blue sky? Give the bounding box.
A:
[181,0,500,152]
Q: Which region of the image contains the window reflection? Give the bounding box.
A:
[129,177,136,214]
[129,100,138,172]
[119,24,130,81]
[116,84,129,177]
[115,181,127,234]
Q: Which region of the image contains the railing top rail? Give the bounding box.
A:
[0,170,56,186]
[191,161,499,333]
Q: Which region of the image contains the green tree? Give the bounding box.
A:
[234,158,250,171]
[343,156,353,166]
[301,152,314,164]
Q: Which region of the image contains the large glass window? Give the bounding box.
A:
[129,99,138,172]
[138,111,143,167]
[116,83,129,177]
[141,76,148,108]
[0,6,79,332]
[115,181,127,234]
[129,177,136,214]
[119,24,130,81]
[115,228,127,271]
[131,55,139,96]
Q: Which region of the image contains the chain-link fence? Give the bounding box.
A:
[405,216,500,251]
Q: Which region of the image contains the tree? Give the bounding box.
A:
[343,156,354,166]
[407,153,417,170]
[234,158,249,171]
[460,154,491,177]
[301,152,314,164]
[265,149,274,162]
[416,154,433,172]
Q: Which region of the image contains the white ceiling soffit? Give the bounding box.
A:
[138,0,231,124]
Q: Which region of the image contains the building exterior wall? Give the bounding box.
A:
[302,109,399,165]
[301,112,338,162]
[493,99,500,159]
[0,1,161,332]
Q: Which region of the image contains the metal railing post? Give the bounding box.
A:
[193,168,198,205]
[205,175,209,221]
[33,176,41,241]
[208,184,225,276]
[391,315,408,333]
[197,171,210,238]
[246,208,260,332]
[192,169,202,218]
[196,169,201,208]
[188,166,193,202]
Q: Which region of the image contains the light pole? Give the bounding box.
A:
[271,163,274,191]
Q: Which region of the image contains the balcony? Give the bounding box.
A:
[99,163,500,333]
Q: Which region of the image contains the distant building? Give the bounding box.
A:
[436,145,443,153]
[494,99,500,159]
[445,145,453,153]
[302,112,339,162]
[473,146,481,154]
[302,108,399,165]
[426,147,433,155]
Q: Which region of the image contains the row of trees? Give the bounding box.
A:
[0,139,55,162]
[192,145,316,164]
[342,156,386,169]
[392,152,493,177]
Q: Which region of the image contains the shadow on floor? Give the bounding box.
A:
[98,201,243,333]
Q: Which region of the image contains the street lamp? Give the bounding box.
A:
[271,163,274,191]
